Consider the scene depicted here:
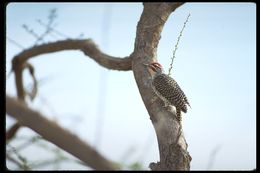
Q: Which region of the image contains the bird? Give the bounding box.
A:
[144,61,190,122]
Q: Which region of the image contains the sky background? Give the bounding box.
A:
[6,2,256,170]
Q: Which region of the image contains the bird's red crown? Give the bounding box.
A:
[149,62,163,72]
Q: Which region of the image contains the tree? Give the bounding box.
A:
[6,3,191,170]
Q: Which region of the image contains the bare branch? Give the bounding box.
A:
[207,145,221,169]
[131,2,191,170]
[6,145,31,170]
[6,95,118,170]
[13,39,132,70]
[8,38,131,143]
[6,123,21,141]
[7,37,25,49]
[22,8,58,45]
[168,13,190,76]
[22,24,40,42]
[11,39,132,101]
[6,153,30,170]
[23,63,37,101]
[37,19,70,39]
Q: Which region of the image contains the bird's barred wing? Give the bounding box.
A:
[152,74,190,112]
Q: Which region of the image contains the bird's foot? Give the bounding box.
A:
[162,102,172,111]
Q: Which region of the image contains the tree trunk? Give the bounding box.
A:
[131,3,192,170]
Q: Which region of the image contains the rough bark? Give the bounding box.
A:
[131,3,192,170]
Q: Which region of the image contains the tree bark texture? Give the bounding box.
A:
[131,3,191,170]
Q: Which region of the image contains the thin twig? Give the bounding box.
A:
[7,37,25,49]
[22,24,40,41]
[22,8,59,46]
[37,19,70,39]
[133,3,191,170]
[6,154,29,170]
[207,145,221,169]
[7,145,31,170]
[14,136,42,152]
[168,14,190,76]
[34,9,57,45]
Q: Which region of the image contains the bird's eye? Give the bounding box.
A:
[151,62,162,70]
[154,64,160,68]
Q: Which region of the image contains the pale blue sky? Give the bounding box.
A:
[6,3,256,170]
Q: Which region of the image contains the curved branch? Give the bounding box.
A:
[8,39,132,140]
[131,2,192,170]
[6,63,36,141]
[12,39,132,100]
[6,95,118,170]
[13,39,132,71]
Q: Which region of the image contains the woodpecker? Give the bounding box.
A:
[145,62,190,122]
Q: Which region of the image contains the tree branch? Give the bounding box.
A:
[131,2,192,170]
[6,95,118,170]
[6,123,21,141]
[6,153,30,170]
[8,38,132,140]
[12,39,132,71]
[11,39,132,100]
[7,4,192,170]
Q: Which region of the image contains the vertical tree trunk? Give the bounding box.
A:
[131,3,192,170]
